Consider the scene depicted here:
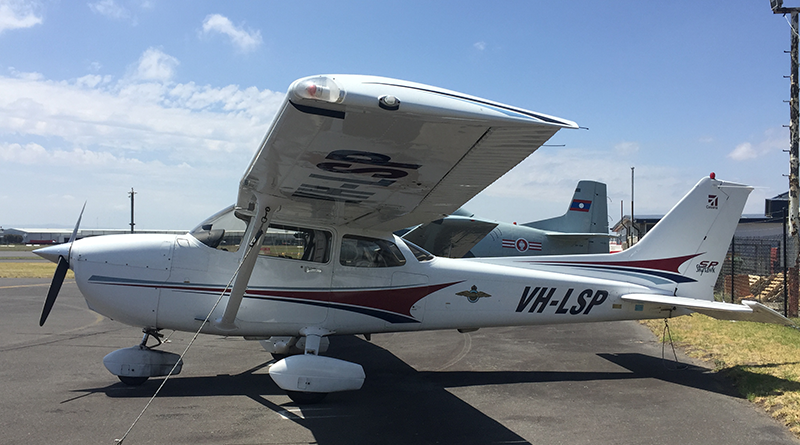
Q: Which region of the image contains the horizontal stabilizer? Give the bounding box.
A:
[621,294,796,327]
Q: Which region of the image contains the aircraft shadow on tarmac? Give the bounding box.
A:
[69,335,790,445]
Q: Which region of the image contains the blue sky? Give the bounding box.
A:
[0,0,795,230]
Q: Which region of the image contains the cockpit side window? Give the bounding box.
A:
[340,235,406,268]
[189,206,331,262]
[259,225,331,263]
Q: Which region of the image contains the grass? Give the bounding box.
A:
[0,244,47,252]
[0,262,74,279]
[643,315,800,437]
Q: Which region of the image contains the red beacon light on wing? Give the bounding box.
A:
[293,76,345,103]
[710,172,716,179]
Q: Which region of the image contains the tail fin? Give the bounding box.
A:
[618,175,752,300]
[515,175,751,302]
[524,180,608,235]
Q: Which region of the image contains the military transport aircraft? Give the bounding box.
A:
[401,180,611,258]
[34,74,793,404]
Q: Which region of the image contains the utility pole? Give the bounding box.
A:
[128,188,137,234]
[630,166,635,246]
[770,0,800,317]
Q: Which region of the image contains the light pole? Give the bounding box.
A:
[630,166,635,246]
[128,188,136,234]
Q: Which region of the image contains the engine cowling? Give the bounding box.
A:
[269,355,365,393]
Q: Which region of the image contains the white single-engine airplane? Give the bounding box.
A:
[401,180,610,258]
[35,74,793,404]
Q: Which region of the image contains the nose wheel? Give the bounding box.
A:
[118,376,149,386]
[105,328,182,386]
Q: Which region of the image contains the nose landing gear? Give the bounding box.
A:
[103,328,182,386]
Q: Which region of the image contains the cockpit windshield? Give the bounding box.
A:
[189,205,247,251]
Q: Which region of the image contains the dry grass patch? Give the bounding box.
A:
[643,315,800,437]
[0,262,74,279]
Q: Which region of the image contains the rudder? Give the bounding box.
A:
[623,175,752,300]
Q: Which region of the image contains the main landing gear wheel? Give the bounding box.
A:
[286,391,327,404]
[118,376,149,386]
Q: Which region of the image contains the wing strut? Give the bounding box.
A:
[216,204,272,330]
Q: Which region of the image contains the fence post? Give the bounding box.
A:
[784,208,789,318]
[730,237,736,304]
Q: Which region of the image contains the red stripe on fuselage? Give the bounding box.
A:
[522,253,702,273]
[247,281,462,317]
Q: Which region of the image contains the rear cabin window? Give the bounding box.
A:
[259,225,331,263]
[339,235,406,268]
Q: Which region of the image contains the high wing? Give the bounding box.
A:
[236,75,577,232]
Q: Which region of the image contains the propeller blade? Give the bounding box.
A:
[40,256,69,326]
[67,202,86,260]
[39,202,85,327]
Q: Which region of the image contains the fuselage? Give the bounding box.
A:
[67,227,679,338]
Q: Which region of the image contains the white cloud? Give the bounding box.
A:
[201,14,262,53]
[88,0,130,20]
[132,47,179,82]
[0,141,140,166]
[0,0,42,33]
[0,50,286,229]
[474,41,486,51]
[614,141,639,155]
[728,128,787,161]
[466,147,694,225]
[75,74,111,88]
[728,142,757,161]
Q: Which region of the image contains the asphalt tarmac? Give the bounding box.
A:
[1,278,798,445]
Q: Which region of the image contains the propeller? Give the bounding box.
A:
[36,202,85,326]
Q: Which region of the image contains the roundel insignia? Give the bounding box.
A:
[515,238,529,252]
[456,285,492,303]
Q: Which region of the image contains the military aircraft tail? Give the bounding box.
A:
[523,180,608,236]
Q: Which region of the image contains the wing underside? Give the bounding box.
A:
[237,75,577,232]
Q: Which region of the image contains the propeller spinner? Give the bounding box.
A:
[34,202,86,326]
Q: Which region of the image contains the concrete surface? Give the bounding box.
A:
[1,278,797,444]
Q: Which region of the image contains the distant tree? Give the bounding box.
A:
[4,234,23,244]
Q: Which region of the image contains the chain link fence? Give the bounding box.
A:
[714,232,799,317]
